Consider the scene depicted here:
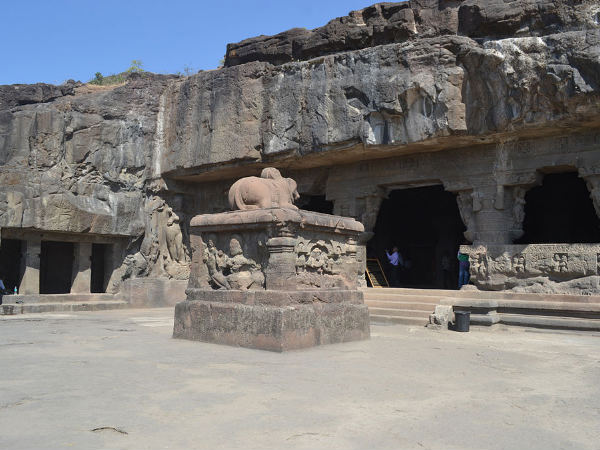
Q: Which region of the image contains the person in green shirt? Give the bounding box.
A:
[457,251,470,288]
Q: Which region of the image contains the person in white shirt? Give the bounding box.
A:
[385,247,403,287]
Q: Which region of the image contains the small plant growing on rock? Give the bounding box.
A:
[127,60,145,73]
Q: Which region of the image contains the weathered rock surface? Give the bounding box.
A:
[225,0,599,67]
[162,0,600,177]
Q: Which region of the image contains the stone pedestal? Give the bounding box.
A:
[173,207,370,351]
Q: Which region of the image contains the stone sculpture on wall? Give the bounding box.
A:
[456,191,475,242]
[461,244,600,295]
[133,196,191,280]
[228,167,299,211]
[512,187,527,228]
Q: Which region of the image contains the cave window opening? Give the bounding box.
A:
[0,239,23,292]
[368,185,465,289]
[516,172,600,244]
[40,241,74,294]
[296,194,334,214]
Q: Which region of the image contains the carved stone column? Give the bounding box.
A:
[20,238,41,294]
[333,187,386,287]
[265,236,298,290]
[445,171,540,246]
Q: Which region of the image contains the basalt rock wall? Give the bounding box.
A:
[162,0,600,178]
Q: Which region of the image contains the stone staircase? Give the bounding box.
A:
[363,287,600,331]
[0,293,128,315]
[363,287,446,326]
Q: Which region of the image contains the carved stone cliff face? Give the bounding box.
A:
[161,0,600,178]
[0,0,598,290]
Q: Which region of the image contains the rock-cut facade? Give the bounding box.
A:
[1,0,599,300]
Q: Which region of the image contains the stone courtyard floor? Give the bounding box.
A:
[1,309,599,450]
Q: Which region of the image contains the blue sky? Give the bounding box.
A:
[2,0,374,86]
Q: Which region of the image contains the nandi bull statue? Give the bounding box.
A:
[228,167,299,211]
[174,166,369,351]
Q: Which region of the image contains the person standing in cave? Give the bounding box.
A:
[0,277,5,305]
[385,246,403,287]
[457,250,470,289]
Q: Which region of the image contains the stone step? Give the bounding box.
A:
[0,301,129,315]
[362,287,600,304]
[441,298,600,317]
[368,307,432,318]
[369,314,428,326]
[365,299,438,311]
[4,293,117,304]
[364,294,443,304]
[363,287,462,297]
[493,313,600,332]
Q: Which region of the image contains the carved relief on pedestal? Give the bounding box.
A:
[512,253,526,273]
[461,244,600,294]
[470,252,488,278]
[553,253,568,273]
[475,251,527,278]
[295,238,353,289]
[203,237,264,290]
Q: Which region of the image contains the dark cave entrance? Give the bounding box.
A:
[0,239,23,292]
[368,185,466,289]
[515,172,600,244]
[91,243,108,293]
[40,241,74,294]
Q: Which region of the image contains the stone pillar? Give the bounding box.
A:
[71,242,92,293]
[265,236,297,290]
[470,185,516,245]
[20,238,41,294]
[333,188,386,287]
[579,172,600,219]
[447,170,541,246]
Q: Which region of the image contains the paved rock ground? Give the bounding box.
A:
[1,309,599,450]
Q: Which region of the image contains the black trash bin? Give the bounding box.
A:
[454,311,470,332]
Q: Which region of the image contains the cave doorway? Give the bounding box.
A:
[91,244,108,293]
[368,185,465,289]
[516,172,600,244]
[0,239,23,292]
[297,194,334,214]
[40,241,74,294]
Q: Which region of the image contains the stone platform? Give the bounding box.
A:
[173,199,370,351]
[174,290,369,352]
